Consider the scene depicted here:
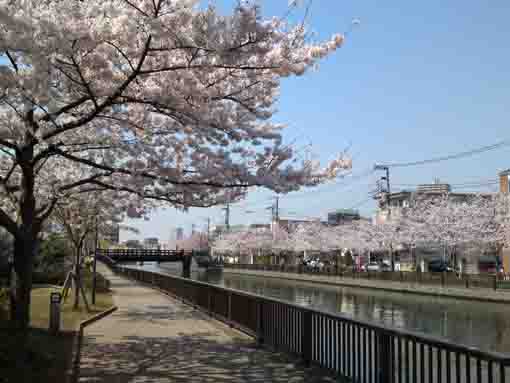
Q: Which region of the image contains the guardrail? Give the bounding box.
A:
[223,263,509,290]
[111,264,510,383]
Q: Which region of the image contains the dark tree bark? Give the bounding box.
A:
[11,131,41,333]
[12,234,37,331]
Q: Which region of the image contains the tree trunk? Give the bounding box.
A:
[11,139,40,331]
[11,234,37,331]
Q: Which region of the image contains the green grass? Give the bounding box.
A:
[30,286,113,331]
[0,269,114,383]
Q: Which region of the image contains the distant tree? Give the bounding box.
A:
[52,190,138,309]
[36,233,69,273]
[124,240,143,249]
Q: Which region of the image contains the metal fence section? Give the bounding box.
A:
[106,262,510,383]
[223,263,509,290]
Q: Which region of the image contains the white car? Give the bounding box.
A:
[365,263,381,272]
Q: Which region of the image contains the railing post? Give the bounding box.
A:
[493,274,498,291]
[441,271,446,287]
[227,291,233,325]
[207,286,213,315]
[377,330,392,383]
[256,299,264,345]
[301,310,313,366]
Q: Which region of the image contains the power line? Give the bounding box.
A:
[280,168,375,201]
[379,139,510,168]
[392,178,499,189]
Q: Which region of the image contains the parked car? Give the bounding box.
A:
[365,262,381,272]
[478,255,501,274]
[428,259,453,272]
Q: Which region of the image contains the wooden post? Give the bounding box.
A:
[49,292,62,335]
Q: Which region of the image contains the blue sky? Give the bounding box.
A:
[124,0,510,241]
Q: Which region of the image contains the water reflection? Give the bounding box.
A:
[129,262,510,353]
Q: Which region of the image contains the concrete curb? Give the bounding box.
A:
[224,269,510,304]
[67,306,118,383]
[32,283,62,289]
[79,306,118,329]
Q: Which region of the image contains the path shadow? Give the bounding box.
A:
[78,331,344,383]
[117,305,201,323]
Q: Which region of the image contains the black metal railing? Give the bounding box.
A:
[110,264,510,383]
[223,263,510,291]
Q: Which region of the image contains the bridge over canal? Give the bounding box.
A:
[95,248,217,277]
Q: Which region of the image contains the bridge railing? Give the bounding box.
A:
[111,264,510,383]
[96,248,195,260]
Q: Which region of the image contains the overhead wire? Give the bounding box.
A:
[379,139,510,168]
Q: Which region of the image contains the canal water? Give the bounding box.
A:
[128,262,510,354]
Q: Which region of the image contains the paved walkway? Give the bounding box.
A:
[78,264,339,383]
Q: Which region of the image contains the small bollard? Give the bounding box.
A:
[49,292,62,335]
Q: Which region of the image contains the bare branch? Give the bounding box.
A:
[122,0,151,17]
[0,207,18,237]
[4,51,18,72]
[42,36,153,141]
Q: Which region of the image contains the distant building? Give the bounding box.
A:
[209,224,248,238]
[327,209,360,226]
[499,170,510,272]
[249,223,271,232]
[175,227,184,241]
[374,180,498,273]
[143,237,160,249]
[500,169,510,193]
[374,182,491,224]
[273,217,321,234]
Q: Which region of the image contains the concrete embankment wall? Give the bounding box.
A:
[223,268,510,304]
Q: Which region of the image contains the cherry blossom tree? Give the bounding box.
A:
[212,228,273,263]
[398,194,505,271]
[176,231,209,251]
[0,0,352,330]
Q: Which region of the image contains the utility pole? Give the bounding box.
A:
[374,164,394,271]
[275,195,279,222]
[222,201,230,231]
[374,164,391,209]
